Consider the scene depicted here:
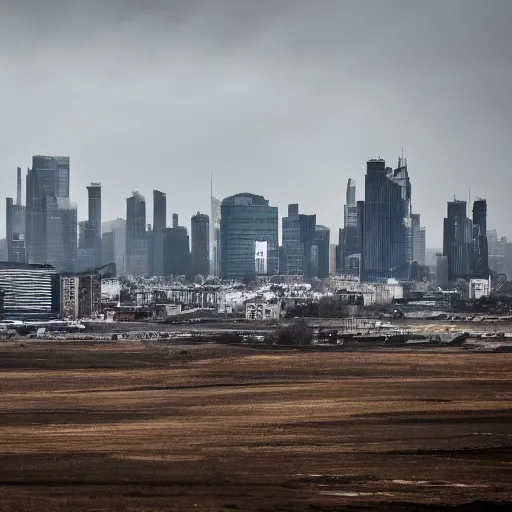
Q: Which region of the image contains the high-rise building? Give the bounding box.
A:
[281,204,318,277]
[86,183,102,267]
[313,225,330,278]
[339,178,359,273]
[191,213,210,278]
[5,167,27,263]
[152,190,167,277]
[411,214,426,266]
[443,200,473,281]
[163,215,190,278]
[329,244,337,275]
[126,192,147,276]
[102,218,126,275]
[210,196,221,277]
[282,204,301,275]
[361,157,412,281]
[220,193,278,280]
[102,231,115,269]
[472,199,489,278]
[25,156,76,271]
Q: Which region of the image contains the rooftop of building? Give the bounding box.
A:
[0,261,56,271]
[222,193,269,207]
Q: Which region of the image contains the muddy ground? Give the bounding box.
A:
[0,341,511,511]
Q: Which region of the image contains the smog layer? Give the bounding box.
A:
[0,341,511,511]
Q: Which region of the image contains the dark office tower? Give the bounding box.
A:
[162,225,190,278]
[300,213,317,278]
[340,178,359,273]
[312,225,330,278]
[172,213,179,229]
[152,190,166,277]
[191,213,210,278]
[126,192,147,276]
[443,200,473,282]
[357,200,365,279]
[220,193,278,280]
[282,204,301,275]
[472,199,489,277]
[86,183,102,267]
[362,157,412,282]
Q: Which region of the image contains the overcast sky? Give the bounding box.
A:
[1,0,511,247]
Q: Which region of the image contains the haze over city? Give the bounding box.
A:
[1,0,512,246]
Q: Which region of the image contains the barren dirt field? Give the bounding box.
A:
[0,341,511,511]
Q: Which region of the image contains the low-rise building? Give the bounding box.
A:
[0,262,58,319]
[245,300,281,320]
[469,278,491,300]
[60,273,102,320]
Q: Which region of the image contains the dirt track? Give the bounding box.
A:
[0,341,511,511]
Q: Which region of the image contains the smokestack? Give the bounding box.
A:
[16,167,21,205]
[172,213,178,228]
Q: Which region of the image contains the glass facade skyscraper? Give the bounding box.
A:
[126,192,147,276]
[220,193,278,280]
[25,156,76,272]
[362,158,412,282]
[152,190,167,277]
[191,212,210,278]
[443,200,473,281]
[339,178,359,273]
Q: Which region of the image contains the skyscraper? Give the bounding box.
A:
[86,183,102,267]
[282,204,301,275]
[281,204,317,277]
[126,192,147,276]
[472,199,489,278]
[339,178,359,273]
[191,213,210,278]
[443,200,473,281]
[210,196,221,277]
[163,214,190,278]
[411,214,426,265]
[102,218,126,275]
[25,156,76,271]
[153,190,167,277]
[6,167,26,263]
[313,225,330,278]
[362,157,412,281]
[220,193,278,280]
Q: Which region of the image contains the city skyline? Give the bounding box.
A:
[1,1,512,246]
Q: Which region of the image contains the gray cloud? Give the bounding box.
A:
[1,0,511,247]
